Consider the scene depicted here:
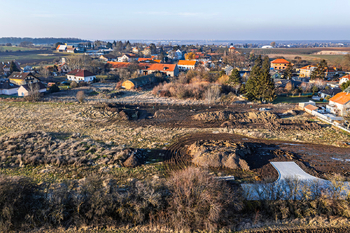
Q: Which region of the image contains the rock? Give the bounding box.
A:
[123,154,139,168]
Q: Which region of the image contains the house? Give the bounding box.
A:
[132,47,139,54]
[18,82,47,97]
[58,63,71,74]
[56,45,67,52]
[118,54,139,62]
[304,104,318,114]
[108,62,179,77]
[178,60,197,71]
[8,72,41,85]
[0,80,19,95]
[228,46,240,54]
[99,54,117,62]
[122,75,159,90]
[0,61,21,76]
[67,69,96,83]
[142,47,152,57]
[299,65,317,78]
[319,87,342,99]
[139,63,179,77]
[327,87,350,116]
[66,47,77,53]
[339,74,350,85]
[167,49,183,60]
[299,101,316,109]
[271,59,290,70]
[22,66,33,72]
[324,67,339,79]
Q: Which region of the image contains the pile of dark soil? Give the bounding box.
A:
[187,140,250,170]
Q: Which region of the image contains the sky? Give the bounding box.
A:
[1,0,350,41]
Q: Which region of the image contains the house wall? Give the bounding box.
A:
[271,63,289,70]
[18,87,46,97]
[0,88,18,95]
[178,65,195,70]
[340,78,349,85]
[327,100,350,116]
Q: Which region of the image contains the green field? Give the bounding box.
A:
[273,95,328,104]
[0,46,38,52]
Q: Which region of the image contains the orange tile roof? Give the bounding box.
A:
[178,60,197,66]
[304,105,318,111]
[107,62,130,69]
[271,59,290,64]
[341,74,350,80]
[140,63,176,72]
[329,92,350,105]
[229,47,236,50]
[300,65,316,70]
[108,62,176,72]
[138,58,153,62]
[153,60,161,63]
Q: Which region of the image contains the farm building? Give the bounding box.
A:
[122,75,159,90]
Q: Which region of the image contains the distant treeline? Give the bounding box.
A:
[0,37,90,45]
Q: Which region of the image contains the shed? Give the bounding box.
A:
[122,75,159,90]
[304,104,318,114]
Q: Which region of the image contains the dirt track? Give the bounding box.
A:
[162,133,350,181]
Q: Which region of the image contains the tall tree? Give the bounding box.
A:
[283,63,294,80]
[260,56,276,102]
[10,61,20,73]
[245,56,276,102]
[229,69,241,84]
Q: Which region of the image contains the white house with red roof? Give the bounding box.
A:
[339,74,350,85]
[327,87,350,116]
[67,69,96,83]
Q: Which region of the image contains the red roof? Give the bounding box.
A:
[67,69,95,77]
[107,62,176,72]
[229,46,236,50]
[138,58,153,62]
[329,92,350,105]
[341,74,350,80]
[178,60,196,66]
[271,59,290,64]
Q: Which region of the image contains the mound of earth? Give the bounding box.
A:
[0,131,147,168]
[187,140,251,170]
[192,111,278,122]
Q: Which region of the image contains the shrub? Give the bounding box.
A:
[76,91,85,103]
[164,167,242,231]
[0,176,43,231]
[70,81,78,88]
[49,84,60,93]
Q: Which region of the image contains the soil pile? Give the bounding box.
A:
[0,131,147,168]
[192,110,278,122]
[187,140,250,170]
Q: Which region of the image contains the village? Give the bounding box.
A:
[1,41,350,131]
[1,38,350,233]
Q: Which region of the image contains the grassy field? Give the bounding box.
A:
[273,96,313,104]
[0,46,38,52]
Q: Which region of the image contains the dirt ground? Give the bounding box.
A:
[0,101,349,182]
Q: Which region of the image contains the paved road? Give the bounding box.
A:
[271,162,324,182]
